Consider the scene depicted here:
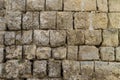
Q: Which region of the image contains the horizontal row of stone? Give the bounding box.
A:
[0,60,120,80]
[0,45,120,61]
[2,0,120,12]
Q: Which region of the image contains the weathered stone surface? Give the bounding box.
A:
[27,0,45,11]
[36,47,51,59]
[33,61,47,78]
[74,12,89,29]
[46,0,62,10]
[5,31,15,45]
[50,30,66,47]
[97,0,108,12]
[34,30,49,46]
[64,0,81,11]
[0,17,6,30]
[102,29,119,47]
[67,46,78,60]
[16,31,22,45]
[5,0,25,11]
[67,30,84,45]
[116,47,120,61]
[109,0,120,12]
[0,31,5,45]
[23,45,36,60]
[0,0,5,10]
[40,12,56,29]
[100,47,115,61]
[109,13,120,28]
[0,47,3,62]
[48,60,61,77]
[92,13,108,29]
[57,12,73,30]
[81,61,94,80]
[85,30,102,45]
[6,11,21,30]
[23,12,39,30]
[0,64,4,77]
[62,60,81,80]
[79,46,99,60]
[52,47,66,59]
[5,46,22,59]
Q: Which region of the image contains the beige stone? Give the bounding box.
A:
[67,46,78,60]
[46,0,62,10]
[100,47,115,61]
[0,0,5,10]
[74,12,89,29]
[40,12,56,29]
[0,47,3,63]
[0,31,5,45]
[85,30,102,45]
[116,47,120,61]
[57,12,73,30]
[102,29,119,47]
[50,30,66,47]
[36,47,51,59]
[0,17,6,30]
[79,46,99,60]
[16,31,22,45]
[67,30,84,45]
[109,0,120,12]
[97,0,108,12]
[52,47,66,59]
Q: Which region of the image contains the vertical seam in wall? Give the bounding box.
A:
[107,0,109,12]
[44,0,46,11]
[39,12,40,29]
[114,47,116,61]
[73,12,75,30]
[96,0,98,11]
[77,46,79,61]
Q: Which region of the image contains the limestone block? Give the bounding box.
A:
[57,12,73,30]
[109,0,120,12]
[40,12,56,29]
[23,12,39,30]
[36,47,51,59]
[0,17,6,30]
[97,0,108,12]
[100,47,115,61]
[50,30,66,47]
[52,47,66,59]
[79,46,99,60]
[116,47,120,61]
[46,0,62,10]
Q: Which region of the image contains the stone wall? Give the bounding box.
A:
[0,0,120,80]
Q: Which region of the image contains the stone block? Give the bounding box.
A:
[79,46,99,60]
[57,12,73,30]
[109,0,120,12]
[0,0,5,10]
[0,47,3,62]
[116,47,120,61]
[36,47,51,59]
[52,47,66,59]
[100,47,115,61]
[97,0,108,12]
[0,31,5,45]
[50,30,66,47]
[46,0,62,10]
[0,17,6,30]
[16,31,22,45]
[23,12,39,30]
[40,11,56,29]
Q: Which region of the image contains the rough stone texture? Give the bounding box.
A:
[0,47,3,62]
[27,0,45,11]
[116,47,120,61]
[67,30,84,45]
[109,0,120,12]
[0,17,6,30]
[85,30,102,45]
[57,12,73,30]
[0,31,5,45]
[33,61,47,78]
[50,30,66,47]
[97,0,108,12]
[102,29,119,47]
[67,46,78,60]
[52,47,66,59]
[36,47,51,59]
[34,30,49,46]
[23,12,39,30]
[40,12,56,29]
[79,46,99,60]
[46,0,62,10]
[100,47,115,61]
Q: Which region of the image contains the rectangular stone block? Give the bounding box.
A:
[0,31,5,45]
[46,0,62,10]
[52,47,66,59]
[102,29,119,47]
[85,30,102,45]
[67,46,78,60]
[100,47,115,61]
[40,11,56,29]
[27,0,45,11]
[97,0,108,12]
[33,61,47,78]
[67,30,84,45]
[79,46,99,60]
[23,12,39,30]
[5,45,22,59]
[116,47,120,61]
[109,0,120,12]
[0,17,6,30]
[50,30,66,47]
[57,12,73,30]
[36,47,51,59]
[48,60,61,77]
[34,30,49,46]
